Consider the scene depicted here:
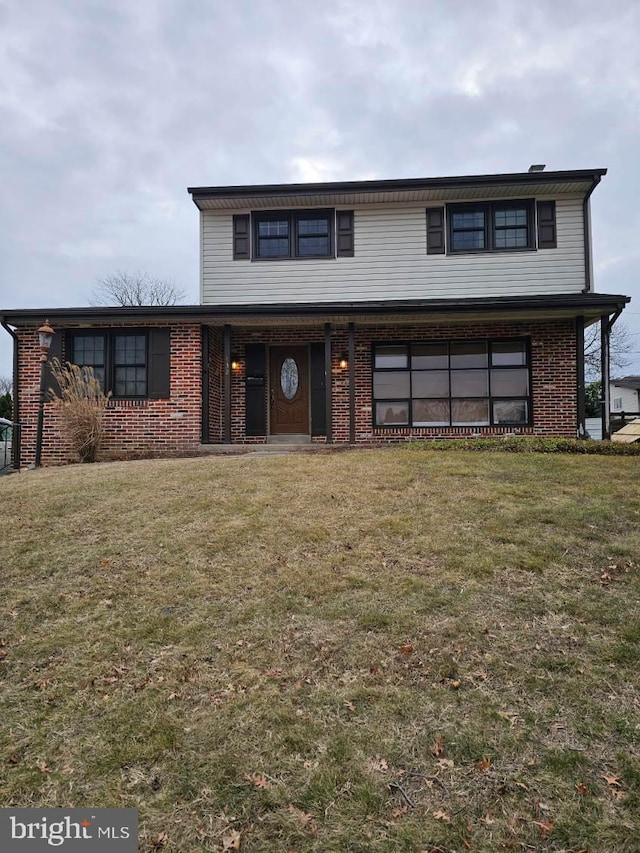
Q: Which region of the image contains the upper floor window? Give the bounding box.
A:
[448,201,534,253]
[233,210,354,260]
[255,210,333,260]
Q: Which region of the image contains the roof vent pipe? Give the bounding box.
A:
[528,164,546,172]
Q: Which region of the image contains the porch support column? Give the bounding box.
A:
[223,323,232,444]
[201,325,210,444]
[348,322,356,444]
[324,323,333,444]
[601,317,611,440]
[576,316,586,438]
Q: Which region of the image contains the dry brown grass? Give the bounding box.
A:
[1,449,639,852]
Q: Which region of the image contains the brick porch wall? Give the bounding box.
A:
[15,323,202,466]
[226,318,577,443]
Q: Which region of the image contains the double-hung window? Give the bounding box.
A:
[373,339,531,428]
[254,210,333,259]
[448,201,534,253]
[69,329,170,399]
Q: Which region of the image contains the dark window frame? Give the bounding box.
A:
[447,200,536,254]
[372,338,532,429]
[252,209,335,261]
[69,329,150,399]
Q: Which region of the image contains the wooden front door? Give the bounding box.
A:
[269,346,310,434]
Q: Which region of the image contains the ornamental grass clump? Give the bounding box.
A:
[49,358,111,462]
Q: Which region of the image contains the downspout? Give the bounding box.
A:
[601,308,623,440]
[582,175,601,294]
[1,318,20,469]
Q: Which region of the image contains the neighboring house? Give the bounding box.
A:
[0,167,631,466]
[610,376,640,414]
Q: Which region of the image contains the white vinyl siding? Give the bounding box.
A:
[609,386,640,413]
[201,197,585,305]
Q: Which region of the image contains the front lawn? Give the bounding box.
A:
[1,450,639,851]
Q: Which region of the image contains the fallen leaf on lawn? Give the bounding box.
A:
[475,756,492,771]
[576,782,588,795]
[36,761,50,773]
[536,819,554,838]
[431,735,445,757]
[343,700,355,711]
[433,809,451,822]
[222,829,241,850]
[391,805,408,819]
[286,805,317,835]
[373,756,389,772]
[399,643,414,656]
[100,558,110,566]
[7,753,20,765]
[436,758,454,768]
[150,831,168,848]
[244,773,272,789]
[603,774,622,787]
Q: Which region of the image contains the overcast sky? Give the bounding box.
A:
[1,0,639,378]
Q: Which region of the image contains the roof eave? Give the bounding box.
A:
[188,169,608,207]
[0,293,629,328]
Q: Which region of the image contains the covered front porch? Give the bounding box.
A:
[200,292,628,446]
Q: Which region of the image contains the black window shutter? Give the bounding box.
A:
[536,201,557,249]
[44,331,63,400]
[310,342,326,436]
[245,343,266,436]
[233,214,251,259]
[336,211,354,257]
[426,207,446,254]
[148,328,171,399]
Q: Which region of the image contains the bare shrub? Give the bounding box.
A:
[49,359,111,462]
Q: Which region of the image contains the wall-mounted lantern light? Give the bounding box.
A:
[231,354,241,370]
[339,353,348,369]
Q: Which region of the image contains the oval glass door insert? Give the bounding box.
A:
[280,358,299,400]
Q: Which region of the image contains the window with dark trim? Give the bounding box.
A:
[70,329,170,399]
[447,200,535,253]
[254,210,334,259]
[372,339,531,428]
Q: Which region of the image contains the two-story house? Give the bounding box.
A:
[1,167,630,466]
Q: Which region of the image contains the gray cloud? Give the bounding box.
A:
[1,0,639,373]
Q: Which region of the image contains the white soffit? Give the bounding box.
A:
[195,181,593,210]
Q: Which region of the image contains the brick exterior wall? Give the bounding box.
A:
[14,323,202,466]
[224,318,578,443]
[13,316,578,465]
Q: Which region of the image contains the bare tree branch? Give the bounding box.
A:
[0,375,12,396]
[91,272,186,307]
[584,320,633,380]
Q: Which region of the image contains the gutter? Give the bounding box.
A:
[0,318,19,470]
[0,292,630,326]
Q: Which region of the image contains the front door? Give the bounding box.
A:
[269,346,309,435]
